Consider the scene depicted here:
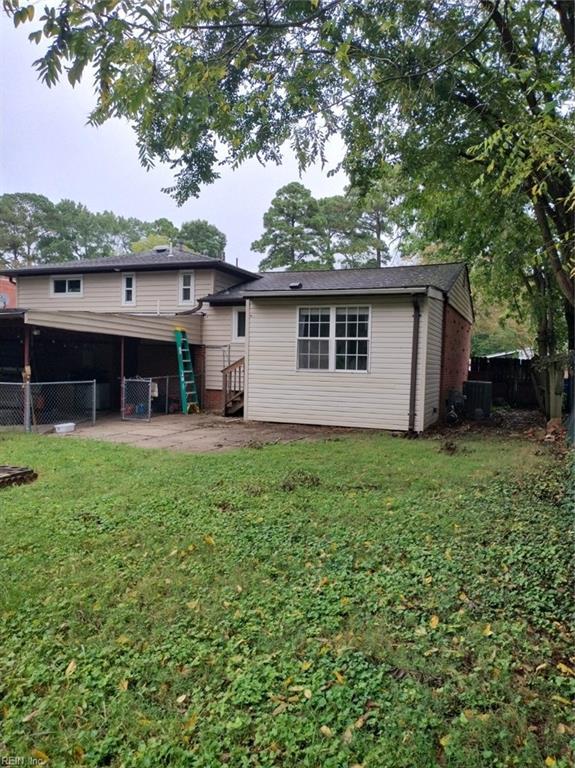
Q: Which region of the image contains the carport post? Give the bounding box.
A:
[92,379,97,425]
[23,326,31,433]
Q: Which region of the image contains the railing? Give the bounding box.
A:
[222,357,245,415]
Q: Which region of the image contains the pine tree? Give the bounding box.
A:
[251,183,330,271]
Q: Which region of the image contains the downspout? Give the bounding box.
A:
[408,296,421,432]
[177,299,204,315]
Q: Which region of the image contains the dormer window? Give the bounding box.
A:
[122,273,136,306]
[179,272,194,305]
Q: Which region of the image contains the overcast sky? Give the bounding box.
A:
[0,15,347,272]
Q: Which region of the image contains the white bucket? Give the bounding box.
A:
[54,422,76,434]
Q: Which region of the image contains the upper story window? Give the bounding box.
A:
[233,308,246,341]
[122,274,136,306]
[122,273,136,306]
[297,306,370,372]
[51,276,83,296]
[179,272,194,305]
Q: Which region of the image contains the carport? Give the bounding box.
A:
[0,309,203,420]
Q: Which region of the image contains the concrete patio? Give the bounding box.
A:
[57,413,359,453]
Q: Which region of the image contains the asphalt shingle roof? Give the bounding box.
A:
[204,262,466,303]
[1,248,257,279]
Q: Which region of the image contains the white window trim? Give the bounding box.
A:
[295,305,371,373]
[178,271,195,306]
[50,275,84,297]
[232,307,247,342]
[121,273,136,306]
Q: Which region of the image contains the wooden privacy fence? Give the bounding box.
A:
[469,357,538,408]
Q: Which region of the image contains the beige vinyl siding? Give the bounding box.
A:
[17,270,219,314]
[202,304,245,390]
[245,295,419,430]
[447,270,473,323]
[24,309,202,344]
[422,296,444,429]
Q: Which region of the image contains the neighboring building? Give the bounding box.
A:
[0,251,473,431]
[0,276,16,309]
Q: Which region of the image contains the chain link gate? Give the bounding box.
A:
[121,377,152,421]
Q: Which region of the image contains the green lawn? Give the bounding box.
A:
[0,432,572,768]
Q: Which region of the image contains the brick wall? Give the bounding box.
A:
[203,388,224,413]
[0,277,16,308]
[440,303,472,414]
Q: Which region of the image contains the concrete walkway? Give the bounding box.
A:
[61,413,358,453]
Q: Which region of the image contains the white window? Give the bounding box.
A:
[297,307,331,370]
[122,273,136,305]
[233,308,246,341]
[179,272,194,305]
[51,276,83,296]
[335,307,370,371]
[297,306,370,372]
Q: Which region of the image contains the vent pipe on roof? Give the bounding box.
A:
[289,281,303,290]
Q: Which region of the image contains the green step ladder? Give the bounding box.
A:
[174,328,199,414]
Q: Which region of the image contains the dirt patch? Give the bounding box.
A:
[426,408,546,440]
[64,413,367,454]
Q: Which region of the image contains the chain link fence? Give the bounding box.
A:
[0,380,96,432]
[122,377,152,421]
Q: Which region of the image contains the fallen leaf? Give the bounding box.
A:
[439,734,451,747]
[65,659,77,677]
[355,714,368,730]
[458,592,469,602]
[429,615,440,629]
[301,660,312,671]
[116,635,130,645]
[482,624,493,637]
[423,575,433,585]
[176,694,187,704]
[118,679,129,692]
[556,662,575,676]
[334,670,345,685]
[31,749,49,763]
[183,713,198,730]
[22,709,40,723]
[320,725,333,738]
[272,702,287,716]
[304,689,312,700]
[551,695,572,706]
[203,535,215,546]
[342,726,353,744]
[545,758,557,767]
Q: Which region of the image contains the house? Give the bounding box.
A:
[0,250,473,431]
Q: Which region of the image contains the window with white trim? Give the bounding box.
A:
[179,272,194,304]
[297,307,330,370]
[233,308,246,340]
[122,273,136,305]
[51,276,83,296]
[335,307,369,371]
[297,306,370,371]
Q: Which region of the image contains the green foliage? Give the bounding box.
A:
[0,193,227,264]
[0,433,572,767]
[8,0,572,309]
[178,219,226,260]
[252,182,329,271]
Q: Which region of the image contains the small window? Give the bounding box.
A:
[233,308,246,340]
[122,273,136,305]
[180,272,194,304]
[335,307,369,371]
[51,276,83,296]
[297,308,330,370]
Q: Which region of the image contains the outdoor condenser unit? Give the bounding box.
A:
[463,380,492,420]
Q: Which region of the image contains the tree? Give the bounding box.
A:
[10,0,572,319]
[252,183,329,271]
[42,200,117,262]
[178,220,226,259]
[0,193,57,267]
[131,233,171,253]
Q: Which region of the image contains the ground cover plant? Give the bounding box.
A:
[0,432,572,767]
